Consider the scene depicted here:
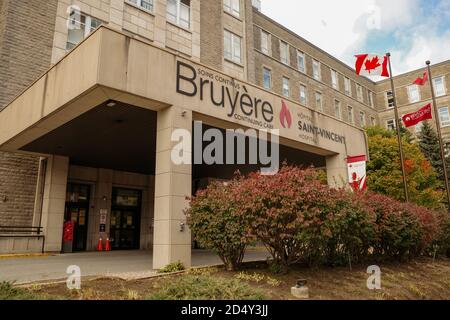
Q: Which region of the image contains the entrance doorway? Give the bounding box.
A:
[110,188,142,250]
[65,184,91,251]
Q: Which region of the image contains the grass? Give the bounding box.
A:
[0,282,44,300]
[147,275,266,300]
[157,261,185,274]
[7,257,450,300]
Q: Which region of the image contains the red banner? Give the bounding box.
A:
[347,155,367,193]
[402,103,432,128]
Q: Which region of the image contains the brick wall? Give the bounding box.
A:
[0,0,57,226]
[0,0,57,109]
[0,152,39,226]
[200,0,223,69]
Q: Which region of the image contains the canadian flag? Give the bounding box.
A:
[413,72,428,86]
[402,103,433,128]
[355,54,390,77]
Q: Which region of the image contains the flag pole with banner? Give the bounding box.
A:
[386,52,410,202]
[426,60,450,209]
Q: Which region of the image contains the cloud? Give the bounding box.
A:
[261,0,449,76]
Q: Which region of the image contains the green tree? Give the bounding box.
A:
[417,121,450,183]
[366,126,444,209]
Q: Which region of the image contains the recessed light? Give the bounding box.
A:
[107,101,117,107]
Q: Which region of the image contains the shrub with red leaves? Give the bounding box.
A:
[234,166,375,270]
[360,192,442,259]
[187,165,449,272]
[186,180,255,271]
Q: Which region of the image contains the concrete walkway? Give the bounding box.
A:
[0,249,270,284]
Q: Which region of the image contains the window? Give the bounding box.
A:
[313,60,321,80]
[297,51,305,73]
[66,12,102,50]
[263,67,271,89]
[344,77,351,96]
[315,92,323,111]
[334,100,341,119]
[439,107,450,127]
[224,30,242,64]
[433,76,446,97]
[260,30,270,55]
[331,70,339,89]
[282,77,290,97]
[387,119,396,130]
[357,84,363,102]
[299,85,307,105]
[347,106,354,123]
[368,91,374,107]
[360,111,366,126]
[127,0,153,11]
[167,0,190,29]
[370,116,376,126]
[224,0,240,17]
[280,41,289,65]
[386,91,395,108]
[407,85,420,103]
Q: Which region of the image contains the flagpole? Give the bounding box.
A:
[426,60,450,210]
[386,52,409,202]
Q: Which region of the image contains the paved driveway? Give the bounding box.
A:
[0,249,270,284]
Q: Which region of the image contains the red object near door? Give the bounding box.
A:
[63,220,74,243]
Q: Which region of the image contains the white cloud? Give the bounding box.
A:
[260,0,448,76]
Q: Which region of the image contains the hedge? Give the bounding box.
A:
[186,166,449,272]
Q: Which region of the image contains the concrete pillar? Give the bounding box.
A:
[326,153,348,188]
[88,169,113,250]
[153,106,192,269]
[41,155,69,252]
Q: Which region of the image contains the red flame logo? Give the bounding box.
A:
[280,100,292,129]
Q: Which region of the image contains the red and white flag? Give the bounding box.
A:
[413,72,428,86]
[402,103,433,128]
[355,54,390,77]
[347,155,367,193]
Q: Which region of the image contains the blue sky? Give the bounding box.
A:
[262,0,450,75]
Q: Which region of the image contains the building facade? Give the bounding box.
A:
[0,0,448,268]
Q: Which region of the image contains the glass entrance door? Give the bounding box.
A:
[65,184,90,252]
[110,188,142,250]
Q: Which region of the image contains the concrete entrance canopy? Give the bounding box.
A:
[0,26,368,268]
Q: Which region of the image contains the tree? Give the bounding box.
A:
[366,126,444,209]
[417,121,450,183]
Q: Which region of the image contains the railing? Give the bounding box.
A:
[0,226,45,253]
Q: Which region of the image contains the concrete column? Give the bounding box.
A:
[41,155,69,252]
[88,169,113,250]
[153,106,192,269]
[326,153,348,188]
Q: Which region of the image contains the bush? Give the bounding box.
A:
[235,167,375,269]
[147,275,266,300]
[187,165,449,273]
[362,193,428,259]
[157,261,185,274]
[434,212,450,255]
[186,180,254,271]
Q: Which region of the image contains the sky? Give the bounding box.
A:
[261,0,450,76]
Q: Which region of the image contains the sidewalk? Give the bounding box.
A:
[0,249,270,284]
